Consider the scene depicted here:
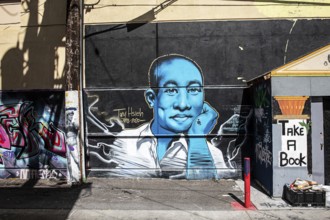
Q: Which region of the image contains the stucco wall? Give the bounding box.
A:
[0,1,20,25]
[0,0,67,90]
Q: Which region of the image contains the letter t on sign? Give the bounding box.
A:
[278,120,289,135]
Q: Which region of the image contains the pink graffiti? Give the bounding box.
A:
[0,102,67,162]
[38,123,66,158]
[11,130,26,147]
[0,105,20,118]
[19,119,39,158]
[0,124,10,149]
[1,118,26,147]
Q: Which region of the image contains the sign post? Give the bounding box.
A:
[244,157,251,208]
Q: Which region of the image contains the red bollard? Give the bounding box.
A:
[244,157,251,208]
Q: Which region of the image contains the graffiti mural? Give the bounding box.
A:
[0,92,67,179]
[84,20,330,179]
[84,54,252,179]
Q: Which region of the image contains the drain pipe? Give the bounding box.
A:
[78,0,86,183]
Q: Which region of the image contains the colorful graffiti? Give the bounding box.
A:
[85,55,252,179]
[0,94,67,179]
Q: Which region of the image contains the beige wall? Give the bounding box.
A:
[84,0,330,24]
[0,1,20,25]
[0,0,67,90]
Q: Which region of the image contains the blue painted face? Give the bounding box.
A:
[149,58,204,134]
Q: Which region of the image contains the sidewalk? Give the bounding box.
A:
[0,178,329,220]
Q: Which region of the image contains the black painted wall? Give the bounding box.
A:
[84,20,330,179]
[85,20,330,88]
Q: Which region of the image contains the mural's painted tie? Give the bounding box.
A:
[186,138,217,179]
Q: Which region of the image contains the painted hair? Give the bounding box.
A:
[147,54,204,89]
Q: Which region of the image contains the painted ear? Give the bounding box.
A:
[145,89,156,108]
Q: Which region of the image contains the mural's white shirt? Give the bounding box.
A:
[110,123,227,178]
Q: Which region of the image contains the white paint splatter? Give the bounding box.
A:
[284,19,297,64]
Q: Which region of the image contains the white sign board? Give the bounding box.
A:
[278,119,307,167]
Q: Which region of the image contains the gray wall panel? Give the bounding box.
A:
[311,77,330,96]
[272,77,330,97]
[272,77,311,96]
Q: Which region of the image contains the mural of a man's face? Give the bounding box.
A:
[146,57,204,134]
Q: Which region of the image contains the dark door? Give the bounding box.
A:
[324,97,330,185]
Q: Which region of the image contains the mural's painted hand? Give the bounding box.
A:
[188,102,218,135]
[186,102,219,179]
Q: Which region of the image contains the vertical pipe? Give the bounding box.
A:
[79,0,86,183]
[244,157,251,208]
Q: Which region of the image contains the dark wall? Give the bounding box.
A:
[324,97,330,185]
[85,19,330,88]
[84,19,330,179]
[251,78,273,195]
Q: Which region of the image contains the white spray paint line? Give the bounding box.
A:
[284,19,297,64]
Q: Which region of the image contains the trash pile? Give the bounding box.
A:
[283,178,330,207]
[289,178,320,191]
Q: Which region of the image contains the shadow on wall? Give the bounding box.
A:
[0,0,66,90]
[0,0,67,189]
[0,3,85,218]
[0,92,81,220]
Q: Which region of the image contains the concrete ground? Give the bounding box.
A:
[0,178,329,220]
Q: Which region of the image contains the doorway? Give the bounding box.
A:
[323,97,330,185]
